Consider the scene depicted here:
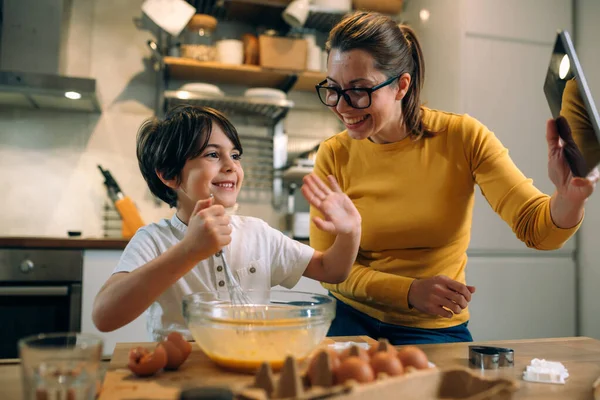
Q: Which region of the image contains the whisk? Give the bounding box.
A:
[215,199,265,320]
[219,251,256,312]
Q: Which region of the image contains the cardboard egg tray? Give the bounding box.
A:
[236,346,519,400]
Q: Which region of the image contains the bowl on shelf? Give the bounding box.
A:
[244,87,287,101]
[179,82,224,97]
[182,290,335,373]
[313,0,351,12]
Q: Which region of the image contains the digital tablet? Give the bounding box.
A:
[543,30,600,177]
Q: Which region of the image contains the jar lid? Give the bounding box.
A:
[187,14,218,32]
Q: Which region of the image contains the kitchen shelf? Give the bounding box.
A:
[164,57,324,92]
[164,90,294,124]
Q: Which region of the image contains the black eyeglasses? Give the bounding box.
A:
[315,75,400,109]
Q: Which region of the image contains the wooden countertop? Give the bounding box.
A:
[0,232,298,250]
[419,336,600,400]
[0,360,23,400]
[0,236,129,250]
[4,336,600,400]
[98,336,600,400]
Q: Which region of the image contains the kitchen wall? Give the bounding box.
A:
[0,0,340,237]
[574,0,600,340]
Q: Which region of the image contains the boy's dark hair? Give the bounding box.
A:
[136,105,243,208]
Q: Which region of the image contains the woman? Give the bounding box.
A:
[308,11,599,344]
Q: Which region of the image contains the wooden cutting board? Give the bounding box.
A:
[99,336,377,400]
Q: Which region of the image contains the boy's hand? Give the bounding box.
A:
[302,174,361,235]
[183,197,232,260]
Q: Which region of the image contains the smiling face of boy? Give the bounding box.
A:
[162,123,244,221]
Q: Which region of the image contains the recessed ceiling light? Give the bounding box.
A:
[419,9,430,22]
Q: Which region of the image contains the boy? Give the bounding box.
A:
[92,105,361,340]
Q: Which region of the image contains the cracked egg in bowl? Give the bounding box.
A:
[182,290,335,373]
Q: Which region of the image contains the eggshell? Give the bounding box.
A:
[162,340,186,370]
[167,331,192,358]
[128,344,168,377]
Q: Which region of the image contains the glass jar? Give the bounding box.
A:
[180,14,218,62]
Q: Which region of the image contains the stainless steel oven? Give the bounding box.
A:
[0,249,83,359]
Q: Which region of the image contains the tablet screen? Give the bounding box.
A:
[543,31,600,177]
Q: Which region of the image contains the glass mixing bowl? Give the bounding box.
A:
[182,290,335,373]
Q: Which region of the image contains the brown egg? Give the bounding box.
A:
[167,331,192,358]
[162,340,186,370]
[335,356,375,384]
[307,349,341,387]
[328,349,342,370]
[339,345,370,363]
[367,344,380,357]
[370,351,404,377]
[397,346,429,370]
[310,348,341,373]
[128,344,168,377]
[368,339,398,358]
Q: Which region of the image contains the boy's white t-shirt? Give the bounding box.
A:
[113,214,315,341]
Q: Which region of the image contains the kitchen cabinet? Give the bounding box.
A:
[81,250,147,357]
[460,0,574,253]
[576,0,600,341]
[465,253,576,341]
[275,276,328,295]
[458,0,576,340]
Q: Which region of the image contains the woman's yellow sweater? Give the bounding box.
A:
[310,108,581,329]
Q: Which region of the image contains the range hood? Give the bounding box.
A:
[0,0,101,112]
[0,70,100,112]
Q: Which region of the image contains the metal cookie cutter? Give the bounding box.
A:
[469,346,515,370]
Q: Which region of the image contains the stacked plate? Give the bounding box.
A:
[244,88,287,100]
[179,83,224,97]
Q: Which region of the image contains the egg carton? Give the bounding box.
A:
[236,343,518,400]
[237,345,400,400]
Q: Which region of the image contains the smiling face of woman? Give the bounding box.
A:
[325,48,411,143]
[321,12,426,143]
